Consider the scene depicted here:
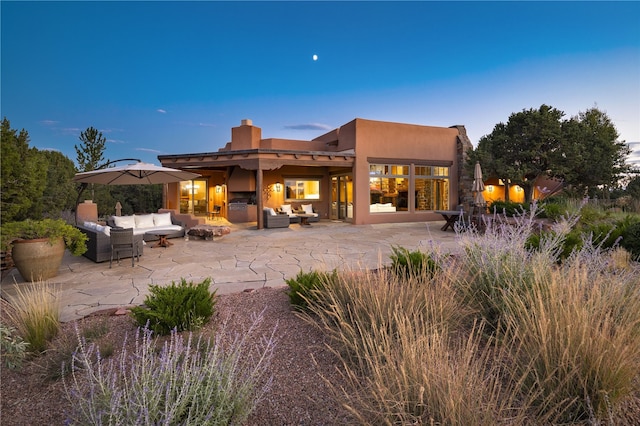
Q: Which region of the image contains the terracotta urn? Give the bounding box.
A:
[11,238,65,282]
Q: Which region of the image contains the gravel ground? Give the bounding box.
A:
[0,287,352,425]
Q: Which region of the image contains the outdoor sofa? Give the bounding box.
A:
[77,212,185,263]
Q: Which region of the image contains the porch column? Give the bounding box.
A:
[256,168,264,229]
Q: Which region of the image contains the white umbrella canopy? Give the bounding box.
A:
[73,162,200,185]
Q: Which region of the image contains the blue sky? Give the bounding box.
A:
[2,1,639,167]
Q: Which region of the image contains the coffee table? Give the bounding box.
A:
[145,230,173,248]
[296,213,314,226]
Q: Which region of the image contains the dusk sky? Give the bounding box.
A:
[2,1,639,167]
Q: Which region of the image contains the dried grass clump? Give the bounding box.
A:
[3,280,60,353]
[302,205,640,424]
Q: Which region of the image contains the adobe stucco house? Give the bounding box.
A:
[158,118,474,229]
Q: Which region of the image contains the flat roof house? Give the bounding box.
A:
[158,118,474,229]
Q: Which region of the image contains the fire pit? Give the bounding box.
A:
[187,225,231,240]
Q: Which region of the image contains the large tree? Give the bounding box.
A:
[560,108,631,196]
[470,105,629,202]
[75,126,108,172]
[36,150,79,217]
[470,105,565,203]
[0,118,46,222]
[74,126,110,209]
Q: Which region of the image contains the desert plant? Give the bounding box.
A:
[456,208,566,331]
[285,269,338,311]
[502,263,640,422]
[621,221,640,260]
[389,246,439,279]
[130,277,216,335]
[0,323,29,369]
[0,218,87,256]
[3,281,60,353]
[64,312,277,425]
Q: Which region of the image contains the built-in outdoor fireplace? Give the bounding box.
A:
[227,192,257,223]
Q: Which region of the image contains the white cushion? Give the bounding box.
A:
[113,215,136,228]
[301,204,314,214]
[134,214,155,228]
[280,204,293,214]
[84,221,98,229]
[102,225,111,237]
[265,207,277,216]
[153,212,173,227]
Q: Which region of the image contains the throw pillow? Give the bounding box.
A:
[134,214,155,228]
[153,212,173,227]
[301,204,314,214]
[280,204,293,214]
[113,215,136,229]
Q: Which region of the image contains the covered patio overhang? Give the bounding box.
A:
[159,148,355,229]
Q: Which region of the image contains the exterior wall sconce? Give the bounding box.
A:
[274,182,282,192]
[486,185,494,193]
[215,185,222,193]
[515,186,523,192]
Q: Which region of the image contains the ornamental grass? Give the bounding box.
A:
[301,206,640,424]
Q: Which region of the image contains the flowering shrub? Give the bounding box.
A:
[0,323,28,369]
[64,311,277,425]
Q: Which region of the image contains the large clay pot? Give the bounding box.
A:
[11,238,65,282]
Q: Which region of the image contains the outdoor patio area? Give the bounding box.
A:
[1,220,460,322]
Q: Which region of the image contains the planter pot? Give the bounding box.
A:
[11,238,65,282]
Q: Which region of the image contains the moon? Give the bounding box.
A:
[312,54,318,61]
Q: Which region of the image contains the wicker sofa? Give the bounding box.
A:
[77,213,185,263]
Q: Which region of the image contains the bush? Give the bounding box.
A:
[131,278,216,335]
[64,312,277,425]
[0,323,28,369]
[3,281,60,353]
[286,269,337,311]
[621,221,640,260]
[488,200,529,217]
[389,246,439,280]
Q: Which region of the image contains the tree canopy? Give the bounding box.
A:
[75,126,108,172]
[1,118,46,222]
[468,105,631,202]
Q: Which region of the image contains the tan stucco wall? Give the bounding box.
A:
[348,119,460,225]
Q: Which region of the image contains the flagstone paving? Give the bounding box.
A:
[1,220,460,322]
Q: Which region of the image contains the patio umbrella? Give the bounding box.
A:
[472,161,486,206]
[73,162,200,185]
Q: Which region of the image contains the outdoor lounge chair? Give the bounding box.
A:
[109,228,142,268]
[263,209,290,228]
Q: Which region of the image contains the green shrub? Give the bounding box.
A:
[621,222,640,260]
[131,278,216,335]
[527,228,584,262]
[286,269,338,311]
[488,200,529,217]
[0,323,28,369]
[389,246,439,280]
[538,201,566,220]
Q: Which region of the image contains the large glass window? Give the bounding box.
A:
[369,164,409,212]
[284,178,320,201]
[369,164,450,213]
[415,166,449,210]
[180,179,208,215]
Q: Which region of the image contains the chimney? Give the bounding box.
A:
[231,119,261,150]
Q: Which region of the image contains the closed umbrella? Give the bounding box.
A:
[472,161,486,206]
[73,162,200,185]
